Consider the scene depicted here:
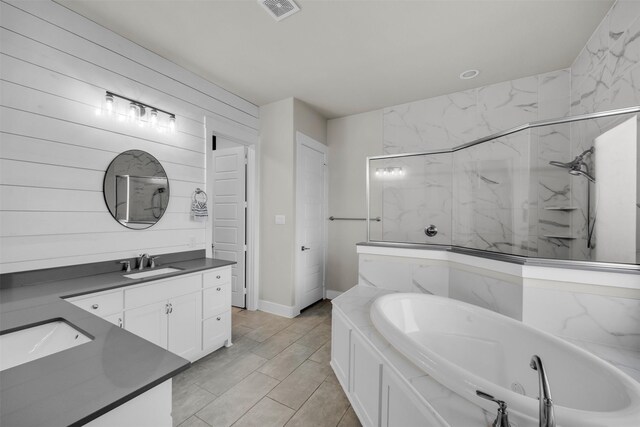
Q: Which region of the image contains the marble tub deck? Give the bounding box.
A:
[331,286,640,426]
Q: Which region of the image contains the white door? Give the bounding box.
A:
[167,292,202,361]
[296,133,326,310]
[212,145,247,307]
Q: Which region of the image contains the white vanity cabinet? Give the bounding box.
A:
[124,274,203,361]
[66,265,232,362]
[67,289,124,328]
[331,305,441,427]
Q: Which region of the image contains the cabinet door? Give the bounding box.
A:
[351,332,383,427]
[381,369,441,427]
[168,291,202,361]
[331,308,351,392]
[124,302,168,349]
[202,310,230,352]
[102,312,124,328]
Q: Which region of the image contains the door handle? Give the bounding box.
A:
[301,246,311,251]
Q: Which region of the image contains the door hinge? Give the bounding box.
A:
[244,157,248,165]
[243,245,247,252]
[243,288,247,294]
[244,201,248,208]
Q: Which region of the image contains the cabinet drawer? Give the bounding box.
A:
[125,275,201,309]
[68,290,123,317]
[203,268,231,288]
[203,284,230,319]
[202,310,230,352]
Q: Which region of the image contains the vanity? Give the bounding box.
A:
[0,255,233,427]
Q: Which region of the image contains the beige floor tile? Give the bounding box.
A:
[177,415,211,427]
[232,324,253,340]
[324,369,341,386]
[267,360,332,410]
[196,372,280,427]
[197,335,260,369]
[337,406,362,427]
[296,323,331,352]
[282,315,325,336]
[232,397,295,427]
[197,352,268,396]
[172,382,217,426]
[251,329,304,359]
[284,380,350,427]
[309,340,331,365]
[234,310,282,329]
[258,343,315,380]
[244,317,294,343]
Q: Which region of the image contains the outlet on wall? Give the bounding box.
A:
[275,215,286,225]
[189,237,197,247]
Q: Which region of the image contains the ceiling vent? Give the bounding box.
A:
[258,0,300,22]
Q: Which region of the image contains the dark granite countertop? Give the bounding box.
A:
[0,257,235,427]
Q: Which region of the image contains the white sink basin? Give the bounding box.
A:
[370,293,640,427]
[124,267,182,279]
[0,321,92,371]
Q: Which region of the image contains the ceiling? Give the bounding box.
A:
[56,0,614,119]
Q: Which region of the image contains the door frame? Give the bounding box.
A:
[205,116,259,311]
[294,131,328,313]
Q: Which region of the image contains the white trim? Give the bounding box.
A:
[295,132,328,313]
[258,299,300,318]
[325,289,344,299]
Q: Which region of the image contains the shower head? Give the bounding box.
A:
[569,168,596,182]
[548,147,595,182]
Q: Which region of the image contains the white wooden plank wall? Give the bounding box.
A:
[0,0,259,273]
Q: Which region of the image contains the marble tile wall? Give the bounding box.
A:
[382,69,572,255]
[523,285,640,352]
[569,0,640,261]
[358,254,522,320]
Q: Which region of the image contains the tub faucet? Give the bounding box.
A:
[137,253,149,270]
[530,355,555,427]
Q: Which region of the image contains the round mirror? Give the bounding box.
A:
[103,150,169,230]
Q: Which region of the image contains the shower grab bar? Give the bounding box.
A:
[330,216,381,222]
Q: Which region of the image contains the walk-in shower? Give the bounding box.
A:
[366,105,640,267]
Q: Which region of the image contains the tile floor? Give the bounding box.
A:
[172,300,361,427]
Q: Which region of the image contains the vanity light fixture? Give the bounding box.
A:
[375,167,405,177]
[100,91,176,133]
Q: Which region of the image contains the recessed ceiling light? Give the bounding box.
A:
[459,69,480,80]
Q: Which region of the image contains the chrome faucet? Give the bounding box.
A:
[137,253,149,270]
[530,355,555,427]
[476,390,510,427]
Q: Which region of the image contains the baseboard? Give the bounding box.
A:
[258,299,300,318]
[325,289,343,299]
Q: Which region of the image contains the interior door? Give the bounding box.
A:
[296,135,326,310]
[212,145,247,307]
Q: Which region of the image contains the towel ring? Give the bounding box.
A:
[193,188,208,204]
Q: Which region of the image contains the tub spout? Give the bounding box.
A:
[530,355,555,427]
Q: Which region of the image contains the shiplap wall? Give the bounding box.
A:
[0,0,259,273]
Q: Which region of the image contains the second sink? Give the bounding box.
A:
[124,267,183,279]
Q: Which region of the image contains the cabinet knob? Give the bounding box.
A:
[216,275,221,279]
[216,317,221,321]
[118,318,123,328]
[216,287,221,291]
[91,304,99,309]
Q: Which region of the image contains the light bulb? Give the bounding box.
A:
[105,93,114,113]
[150,109,158,127]
[129,103,137,121]
[168,115,176,132]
